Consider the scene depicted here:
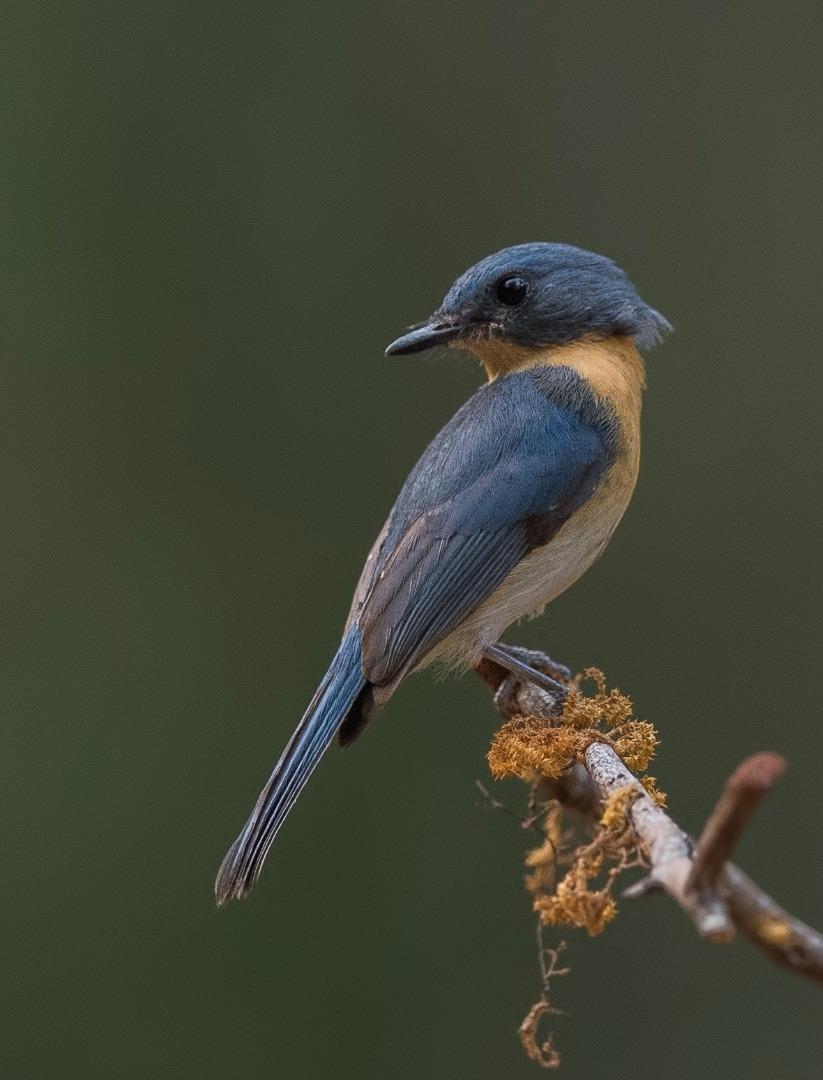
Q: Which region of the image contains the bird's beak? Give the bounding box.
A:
[384,320,467,356]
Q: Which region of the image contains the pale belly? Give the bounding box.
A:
[424,455,638,670]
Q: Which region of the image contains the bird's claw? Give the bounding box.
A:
[483,643,570,720]
[492,672,568,719]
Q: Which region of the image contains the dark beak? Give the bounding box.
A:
[384,321,466,356]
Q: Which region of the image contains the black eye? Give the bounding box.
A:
[495,275,528,306]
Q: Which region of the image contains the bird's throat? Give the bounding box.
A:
[463,333,647,405]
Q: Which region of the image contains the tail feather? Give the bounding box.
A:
[215,626,366,905]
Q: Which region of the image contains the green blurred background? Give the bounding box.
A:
[2,3,822,1077]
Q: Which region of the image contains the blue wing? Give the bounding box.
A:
[216,364,619,899]
[348,365,617,687]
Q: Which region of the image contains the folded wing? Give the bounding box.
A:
[349,367,615,688]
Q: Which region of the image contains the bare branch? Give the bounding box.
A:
[723,863,823,982]
[621,874,661,900]
[688,752,786,893]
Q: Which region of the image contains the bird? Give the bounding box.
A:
[215,241,670,905]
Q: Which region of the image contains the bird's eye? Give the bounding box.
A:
[495,275,528,306]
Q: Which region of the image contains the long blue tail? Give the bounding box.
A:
[215,626,366,905]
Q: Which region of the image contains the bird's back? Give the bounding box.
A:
[348,353,631,678]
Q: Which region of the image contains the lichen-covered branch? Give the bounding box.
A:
[479,653,823,989]
[583,741,734,941]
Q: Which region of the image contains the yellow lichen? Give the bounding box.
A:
[535,856,618,936]
[756,916,796,946]
[488,668,671,1068]
[523,804,563,898]
[532,785,638,936]
[640,775,668,807]
[487,668,661,789]
[487,716,596,781]
[488,670,661,940]
[599,785,637,830]
[561,667,634,729]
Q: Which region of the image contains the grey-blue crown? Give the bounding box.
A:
[437,242,671,350]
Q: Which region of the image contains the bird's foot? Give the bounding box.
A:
[481,643,569,719]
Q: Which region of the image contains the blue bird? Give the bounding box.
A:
[215,242,670,904]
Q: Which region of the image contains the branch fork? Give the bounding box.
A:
[479,656,823,984]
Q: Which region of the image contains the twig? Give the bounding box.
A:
[518,933,569,1070]
[474,778,546,835]
[687,752,786,893]
[723,863,823,982]
[479,663,823,985]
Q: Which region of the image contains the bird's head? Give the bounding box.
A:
[385,243,670,362]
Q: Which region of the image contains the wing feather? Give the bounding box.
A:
[350,368,615,687]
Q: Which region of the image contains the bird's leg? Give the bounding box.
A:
[487,643,572,685]
[481,643,569,718]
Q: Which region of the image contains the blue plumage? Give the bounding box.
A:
[352,366,615,688]
[215,626,365,903]
[216,242,669,904]
[386,242,670,356]
[437,242,670,349]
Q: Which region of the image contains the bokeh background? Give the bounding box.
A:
[2,3,822,1077]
